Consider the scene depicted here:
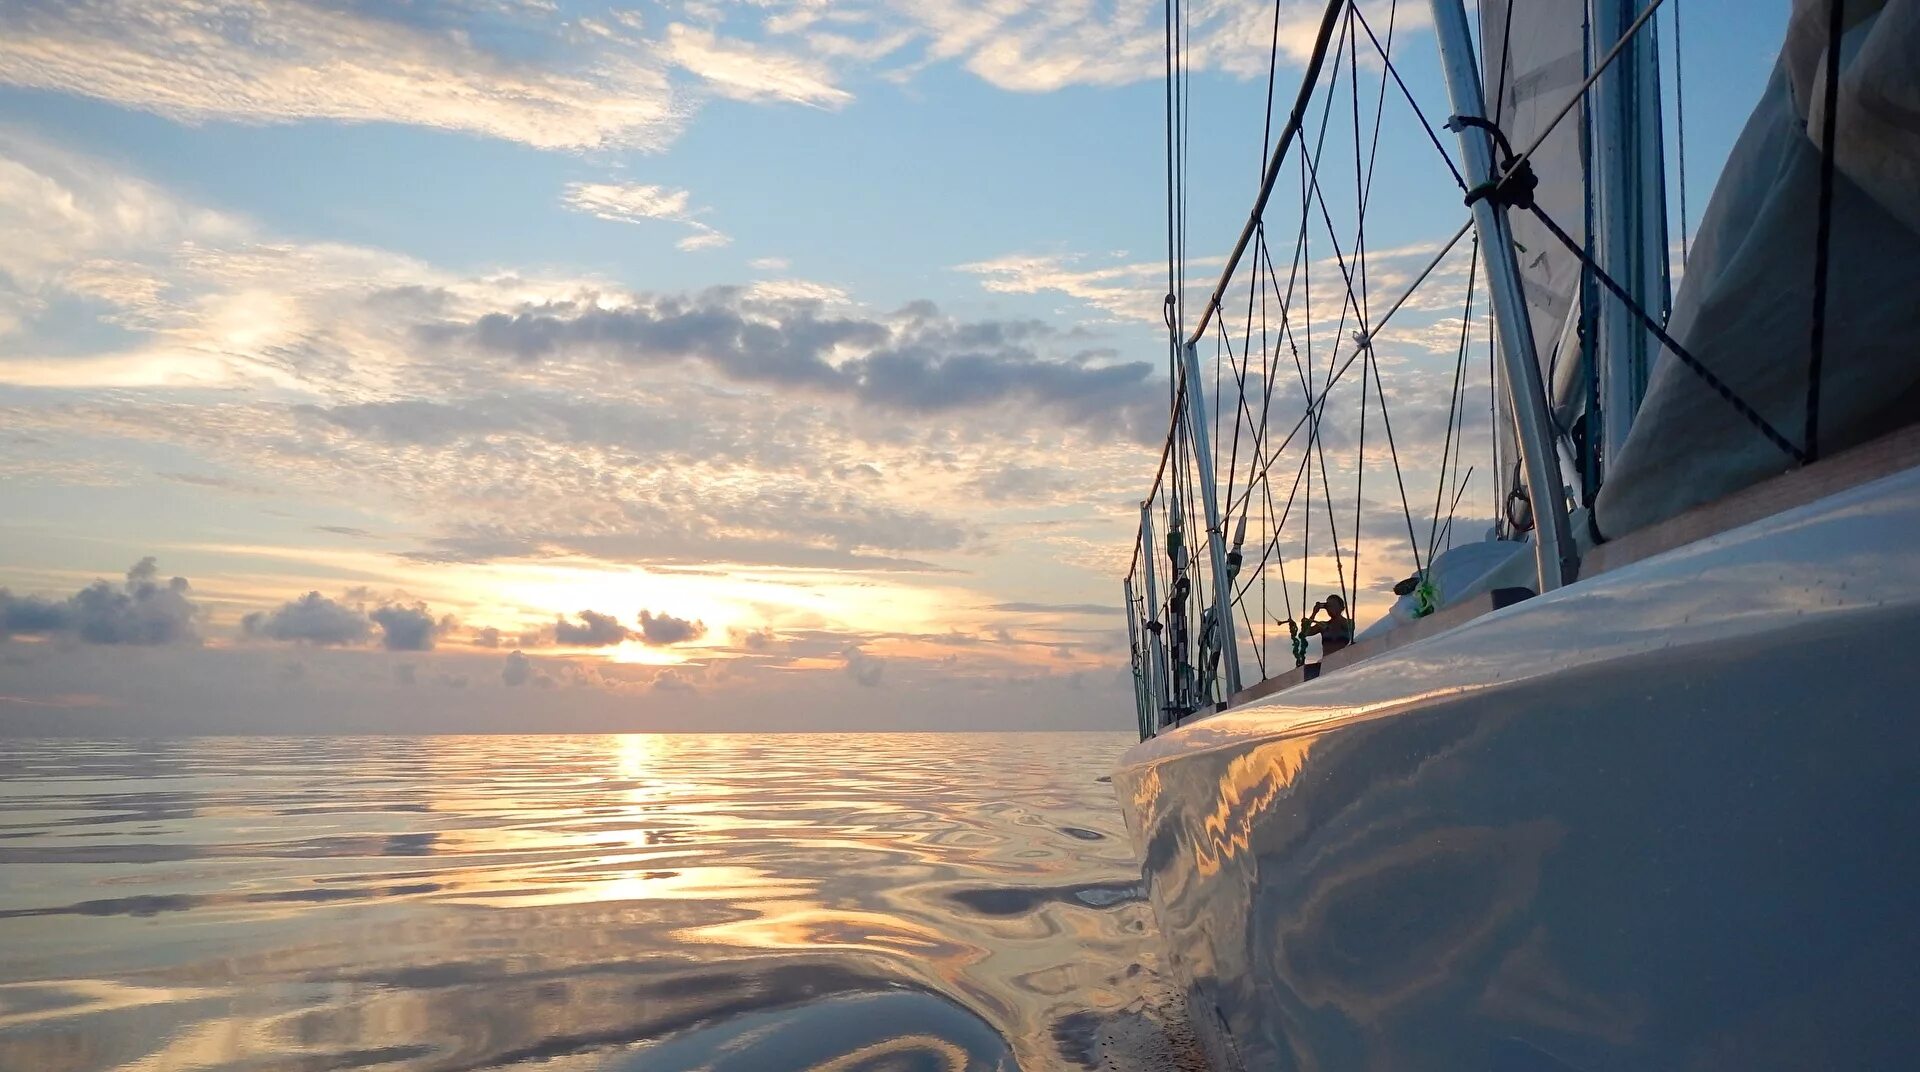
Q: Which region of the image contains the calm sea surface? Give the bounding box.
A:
[0,733,1201,1072]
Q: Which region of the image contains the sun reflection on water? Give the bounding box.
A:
[0,733,1205,1072]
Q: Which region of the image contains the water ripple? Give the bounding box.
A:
[0,733,1202,1071]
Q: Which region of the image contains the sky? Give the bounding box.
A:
[0,0,1788,733]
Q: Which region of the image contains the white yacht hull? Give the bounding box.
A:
[1115,464,1920,1071]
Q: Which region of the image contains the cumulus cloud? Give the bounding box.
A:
[842,644,884,687]
[554,609,630,647]
[562,182,730,252]
[241,592,450,650]
[730,625,777,650]
[637,610,705,646]
[0,558,200,645]
[242,592,371,646]
[370,603,447,652]
[501,649,551,688]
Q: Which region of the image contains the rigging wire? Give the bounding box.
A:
[1353,7,1465,192]
[1185,0,1349,347]
[1428,238,1480,564]
[1498,0,1670,192]
[1672,0,1690,265]
[1348,0,1372,624]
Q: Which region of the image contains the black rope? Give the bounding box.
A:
[1527,203,1808,463]
[1807,0,1845,464]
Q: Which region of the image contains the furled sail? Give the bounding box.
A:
[1482,0,1591,388]
[1481,0,1590,522]
[1594,0,1920,536]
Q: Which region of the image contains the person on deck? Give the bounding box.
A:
[1301,594,1353,657]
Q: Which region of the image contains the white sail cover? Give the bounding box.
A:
[1595,0,1920,536]
[1482,0,1590,402]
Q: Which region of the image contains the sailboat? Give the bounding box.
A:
[1115,1,1920,1068]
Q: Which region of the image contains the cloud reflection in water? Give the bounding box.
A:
[0,733,1203,1071]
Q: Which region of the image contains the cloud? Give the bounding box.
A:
[554,609,629,647]
[473,626,504,649]
[637,610,705,646]
[661,23,851,108]
[0,558,201,645]
[159,472,276,496]
[989,602,1120,616]
[0,592,70,637]
[730,625,777,650]
[749,257,790,271]
[370,603,446,652]
[0,1,684,151]
[561,182,730,252]
[502,650,533,686]
[242,592,370,646]
[445,292,1158,430]
[842,644,884,687]
[763,0,1374,94]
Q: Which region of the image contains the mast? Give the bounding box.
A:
[1138,503,1170,730]
[1179,341,1244,699]
[1429,0,1579,591]
[1590,0,1671,467]
[1124,577,1150,738]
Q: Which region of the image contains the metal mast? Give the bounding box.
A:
[1179,341,1244,699]
[1138,503,1170,729]
[1590,0,1671,467]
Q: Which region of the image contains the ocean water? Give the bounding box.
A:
[0,733,1201,1072]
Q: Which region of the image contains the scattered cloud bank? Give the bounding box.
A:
[0,131,1153,582]
[446,292,1158,431]
[0,558,200,645]
[0,1,682,151]
[0,1,1382,164]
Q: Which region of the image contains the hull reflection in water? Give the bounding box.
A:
[1118,467,1920,1071]
[0,732,1206,1072]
